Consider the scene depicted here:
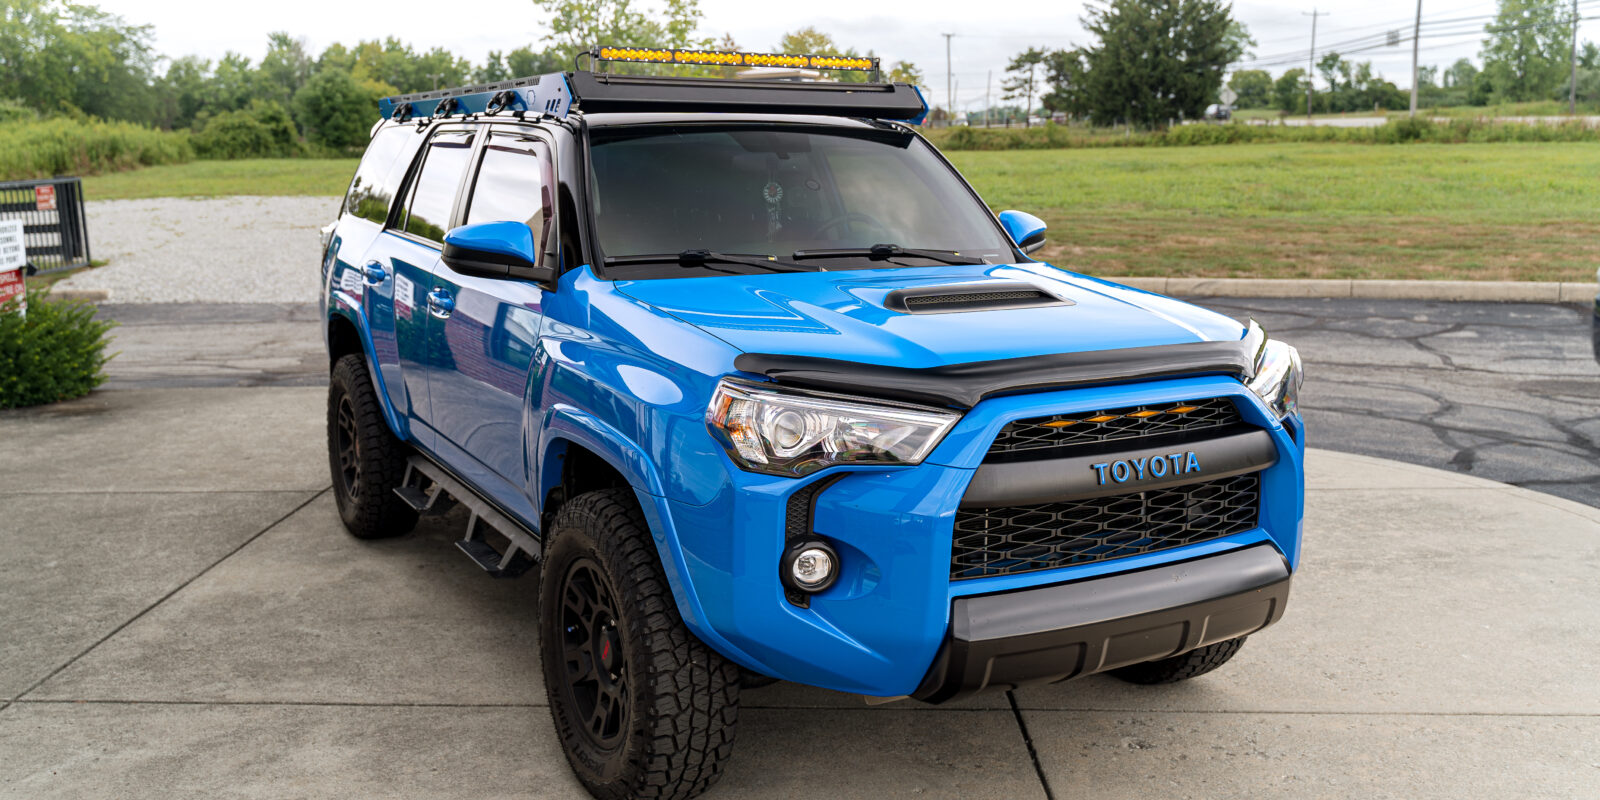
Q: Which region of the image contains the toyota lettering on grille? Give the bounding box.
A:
[1091,452,1201,486]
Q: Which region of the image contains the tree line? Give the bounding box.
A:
[0,0,921,155]
[985,0,1598,127]
[1225,0,1597,114]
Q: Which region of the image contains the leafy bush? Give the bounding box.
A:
[294,70,387,152]
[190,101,301,159]
[0,117,193,181]
[0,293,115,409]
[0,98,35,124]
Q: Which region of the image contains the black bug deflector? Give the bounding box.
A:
[735,333,1262,410]
[912,545,1291,704]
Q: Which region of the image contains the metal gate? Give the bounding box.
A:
[0,178,91,275]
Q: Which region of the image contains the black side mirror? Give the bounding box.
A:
[442,221,555,285]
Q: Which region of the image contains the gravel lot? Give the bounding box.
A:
[53,196,340,304]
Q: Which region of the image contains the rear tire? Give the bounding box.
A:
[1109,637,1247,685]
[327,354,417,539]
[540,489,740,800]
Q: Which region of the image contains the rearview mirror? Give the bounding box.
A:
[998,210,1048,255]
[442,221,555,285]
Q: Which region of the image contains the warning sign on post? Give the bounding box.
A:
[35,185,56,212]
[0,218,27,310]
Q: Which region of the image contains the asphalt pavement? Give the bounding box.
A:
[1198,297,1600,508]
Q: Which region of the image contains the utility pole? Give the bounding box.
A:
[942,33,955,127]
[1571,0,1581,115]
[1027,61,1037,127]
[1410,0,1423,118]
[1304,9,1330,120]
[428,73,444,91]
[985,70,992,127]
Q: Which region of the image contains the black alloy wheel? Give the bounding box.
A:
[559,558,630,750]
[334,394,363,499]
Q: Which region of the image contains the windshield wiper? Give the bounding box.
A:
[606,250,819,274]
[790,244,989,266]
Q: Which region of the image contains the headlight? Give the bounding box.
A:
[707,380,961,477]
[1245,322,1303,418]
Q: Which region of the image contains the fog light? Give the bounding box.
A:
[783,541,839,593]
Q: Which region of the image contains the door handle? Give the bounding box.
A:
[360,260,388,284]
[426,288,455,319]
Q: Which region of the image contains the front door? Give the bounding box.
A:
[426,128,557,516]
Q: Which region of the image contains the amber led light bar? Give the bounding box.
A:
[594,46,878,72]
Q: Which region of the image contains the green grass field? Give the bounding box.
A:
[949,143,1600,282]
[82,158,358,200]
[79,145,1600,282]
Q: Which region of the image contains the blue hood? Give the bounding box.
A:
[615,263,1246,369]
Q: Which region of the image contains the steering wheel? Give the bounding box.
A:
[809,212,891,242]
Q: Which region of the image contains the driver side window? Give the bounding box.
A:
[465,131,556,266]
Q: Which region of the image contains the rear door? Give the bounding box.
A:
[329,125,421,425]
[372,127,478,449]
[425,127,556,516]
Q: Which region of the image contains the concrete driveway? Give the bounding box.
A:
[3,384,1598,797]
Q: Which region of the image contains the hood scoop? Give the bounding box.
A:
[885,282,1073,315]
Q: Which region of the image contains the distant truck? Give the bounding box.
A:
[320,45,1306,800]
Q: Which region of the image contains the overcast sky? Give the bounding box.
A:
[98,0,1595,111]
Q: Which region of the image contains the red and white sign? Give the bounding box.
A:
[0,218,27,311]
[35,185,56,212]
[0,266,24,309]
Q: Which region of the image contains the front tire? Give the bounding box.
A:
[540,489,740,800]
[1109,636,1247,685]
[327,354,418,539]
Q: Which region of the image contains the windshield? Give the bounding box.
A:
[587,126,1015,268]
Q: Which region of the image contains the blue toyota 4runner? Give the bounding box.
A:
[321,48,1305,800]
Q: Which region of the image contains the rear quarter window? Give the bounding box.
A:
[343,126,416,224]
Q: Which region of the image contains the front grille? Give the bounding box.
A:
[988,397,1239,456]
[950,474,1260,580]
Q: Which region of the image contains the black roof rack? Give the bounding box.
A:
[379,47,928,124]
[568,72,926,120]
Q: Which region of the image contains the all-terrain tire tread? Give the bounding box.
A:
[544,489,739,800]
[1109,636,1247,685]
[328,354,417,539]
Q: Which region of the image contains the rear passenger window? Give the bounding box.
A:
[465,132,555,262]
[344,126,413,224]
[397,130,475,243]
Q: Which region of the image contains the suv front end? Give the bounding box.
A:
[655,331,1303,701]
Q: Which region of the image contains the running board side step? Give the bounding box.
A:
[396,456,541,578]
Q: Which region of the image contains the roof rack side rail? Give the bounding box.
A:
[379,73,574,122]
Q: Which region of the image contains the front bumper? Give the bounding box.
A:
[657,375,1304,698]
[913,544,1291,703]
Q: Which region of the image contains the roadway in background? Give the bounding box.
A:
[1200,296,1600,508]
